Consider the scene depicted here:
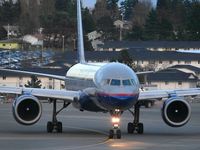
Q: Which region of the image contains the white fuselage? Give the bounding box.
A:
[65,62,140,111]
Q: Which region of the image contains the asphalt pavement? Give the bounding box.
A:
[0,102,200,150]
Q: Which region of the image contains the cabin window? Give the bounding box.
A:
[123,80,131,86]
[111,79,121,86]
[106,79,111,84]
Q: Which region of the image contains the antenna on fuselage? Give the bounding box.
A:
[77,0,86,63]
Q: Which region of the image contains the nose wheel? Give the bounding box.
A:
[109,128,121,139]
[109,110,122,139]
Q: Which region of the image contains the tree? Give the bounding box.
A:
[97,16,118,40]
[143,9,159,40]
[185,0,200,40]
[158,18,174,40]
[120,0,138,20]
[0,0,20,24]
[131,1,152,27]
[93,0,110,22]
[25,75,42,88]
[106,0,120,20]
[125,25,144,40]
[20,0,40,34]
[118,50,133,68]
[83,7,96,33]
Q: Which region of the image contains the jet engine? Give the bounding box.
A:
[12,95,42,125]
[162,97,191,127]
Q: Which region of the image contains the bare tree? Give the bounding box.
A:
[132,0,152,27]
[92,0,111,22]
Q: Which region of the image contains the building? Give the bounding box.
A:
[87,31,103,50]
[114,20,132,30]
[0,68,66,90]
[3,25,20,38]
[0,39,21,50]
[98,41,200,51]
[170,65,200,79]
[146,69,199,90]
[169,65,200,87]
[23,34,43,46]
[57,50,200,70]
[129,50,200,69]
[87,31,102,41]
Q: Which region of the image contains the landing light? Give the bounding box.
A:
[112,117,120,124]
[112,117,120,128]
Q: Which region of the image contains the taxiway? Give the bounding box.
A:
[0,102,200,150]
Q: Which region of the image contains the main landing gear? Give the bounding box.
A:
[109,109,122,139]
[127,102,144,134]
[47,99,70,133]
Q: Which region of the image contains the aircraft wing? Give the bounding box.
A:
[139,88,200,100]
[0,68,66,81]
[0,86,80,102]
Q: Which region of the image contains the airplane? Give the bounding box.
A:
[0,0,200,139]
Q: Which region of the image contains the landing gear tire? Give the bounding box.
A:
[109,129,121,139]
[109,129,114,139]
[47,121,53,133]
[57,122,63,133]
[127,122,135,134]
[137,123,144,134]
[47,99,70,134]
[116,129,121,139]
[47,121,63,133]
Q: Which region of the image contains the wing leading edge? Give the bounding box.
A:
[0,86,80,102]
[139,88,200,100]
[0,68,66,81]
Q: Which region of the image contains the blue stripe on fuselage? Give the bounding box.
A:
[97,93,139,110]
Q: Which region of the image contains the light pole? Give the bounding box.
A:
[7,24,10,39]
[62,35,65,52]
[73,38,76,51]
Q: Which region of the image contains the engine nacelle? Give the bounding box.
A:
[12,95,42,125]
[162,97,191,127]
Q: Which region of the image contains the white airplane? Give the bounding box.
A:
[0,0,200,139]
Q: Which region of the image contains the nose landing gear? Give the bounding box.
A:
[109,110,122,139]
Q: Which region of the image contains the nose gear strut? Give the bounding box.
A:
[109,109,122,139]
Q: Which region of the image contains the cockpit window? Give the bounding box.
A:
[106,79,111,84]
[123,80,131,86]
[131,79,136,85]
[111,79,121,86]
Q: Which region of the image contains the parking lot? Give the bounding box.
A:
[0,49,55,69]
